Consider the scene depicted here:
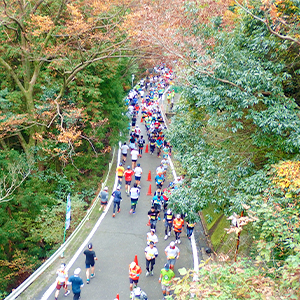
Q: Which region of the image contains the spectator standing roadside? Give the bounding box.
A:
[99,186,108,212]
[144,241,158,276]
[54,263,70,300]
[67,268,84,300]
[164,241,180,271]
[83,243,98,284]
[158,263,175,299]
[112,185,122,217]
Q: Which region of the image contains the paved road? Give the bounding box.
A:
[35,94,207,300]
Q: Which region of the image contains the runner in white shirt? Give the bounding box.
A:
[164,241,180,271]
[144,242,158,276]
[134,163,143,187]
[121,142,129,163]
[146,229,158,245]
[131,147,139,169]
[130,183,140,214]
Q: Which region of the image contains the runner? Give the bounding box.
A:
[164,241,180,271]
[116,163,125,187]
[147,206,160,231]
[158,263,175,299]
[173,214,184,244]
[149,135,156,155]
[163,208,174,240]
[129,261,142,291]
[54,263,70,300]
[155,172,165,189]
[146,228,158,246]
[83,243,98,284]
[134,163,143,188]
[137,135,145,158]
[121,142,129,163]
[130,183,140,214]
[67,268,84,300]
[124,166,135,195]
[112,185,122,218]
[99,186,109,212]
[144,241,158,276]
[131,146,139,169]
[186,219,197,239]
[130,287,148,300]
[151,194,162,219]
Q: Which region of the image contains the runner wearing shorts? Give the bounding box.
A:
[124,166,134,194]
[116,163,125,187]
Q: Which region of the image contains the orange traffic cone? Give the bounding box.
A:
[134,255,139,265]
[140,117,143,123]
[147,184,153,196]
[145,144,149,153]
[115,294,120,300]
[146,219,150,226]
[147,171,152,181]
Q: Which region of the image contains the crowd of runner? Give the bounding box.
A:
[54,65,197,300]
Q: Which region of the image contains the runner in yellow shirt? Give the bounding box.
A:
[116,163,125,187]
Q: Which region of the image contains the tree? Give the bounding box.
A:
[0,0,153,157]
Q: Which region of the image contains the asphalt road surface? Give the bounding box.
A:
[35,96,206,300]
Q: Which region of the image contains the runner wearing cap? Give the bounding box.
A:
[144,241,158,276]
[163,209,174,240]
[164,241,180,271]
[83,243,98,284]
[67,268,84,300]
[116,163,125,187]
[124,166,135,195]
[54,263,70,300]
[112,185,122,217]
[159,263,175,298]
[99,186,109,212]
[129,261,142,291]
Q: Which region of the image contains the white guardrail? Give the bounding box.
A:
[5,146,120,300]
[160,89,199,280]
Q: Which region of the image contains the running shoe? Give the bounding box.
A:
[164,235,168,240]
[64,290,70,296]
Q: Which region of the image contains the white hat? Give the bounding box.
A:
[74,268,81,275]
[104,186,108,191]
[170,241,175,247]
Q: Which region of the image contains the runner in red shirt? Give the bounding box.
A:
[124,166,135,195]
